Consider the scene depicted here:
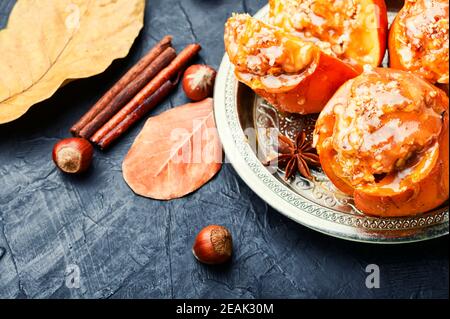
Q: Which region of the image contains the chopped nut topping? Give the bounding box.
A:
[330,69,444,186]
[269,0,363,64]
[396,0,449,83]
[224,14,318,88]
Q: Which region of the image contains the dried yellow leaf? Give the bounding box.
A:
[0,0,145,124]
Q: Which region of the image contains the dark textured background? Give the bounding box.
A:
[0,0,448,299]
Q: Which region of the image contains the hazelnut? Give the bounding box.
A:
[182,64,217,101]
[52,138,93,174]
[192,225,233,265]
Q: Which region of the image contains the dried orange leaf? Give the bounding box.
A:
[122,98,223,200]
[0,0,145,124]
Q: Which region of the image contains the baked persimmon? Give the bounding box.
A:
[313,68,449,217]
[224,14,360,114]
[389,0,449,84]
[269,0,388,67]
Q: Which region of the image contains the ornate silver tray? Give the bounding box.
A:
[213,2,449,243]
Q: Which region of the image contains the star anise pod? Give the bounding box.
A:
[273,131,320,180]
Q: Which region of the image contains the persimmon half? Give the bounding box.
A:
[224,14,360,114]
[313,68,449,217]
[389,0,449,84]
[269,0,388,67]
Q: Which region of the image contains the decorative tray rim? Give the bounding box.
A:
[213,4,449,244]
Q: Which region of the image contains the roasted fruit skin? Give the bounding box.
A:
[224,14,359,114]
[389,0,449,84]
[313,68,449,217]
[269,0,388,67]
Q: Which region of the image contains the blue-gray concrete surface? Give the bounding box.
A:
[0,0,448,299]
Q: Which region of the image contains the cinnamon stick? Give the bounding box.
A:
[90,43,202,144]
[97,77,180,150]
[70,35,173,136]
[78,46,177,139]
